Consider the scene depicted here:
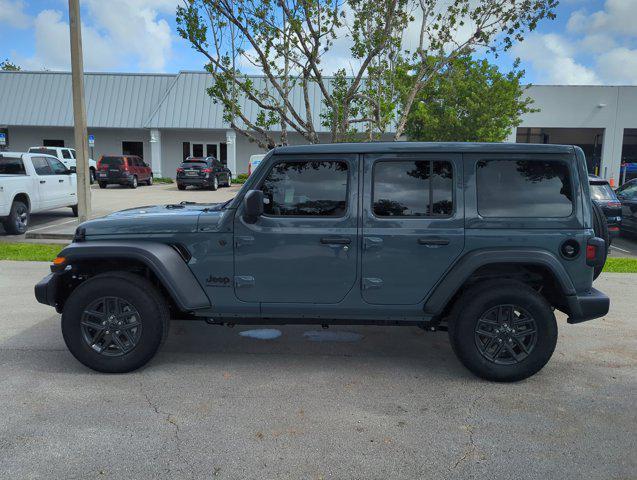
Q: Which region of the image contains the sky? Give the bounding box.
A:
[0,0,636,85]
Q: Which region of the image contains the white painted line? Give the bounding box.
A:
[611,245,631,254]
[27,218,77,233]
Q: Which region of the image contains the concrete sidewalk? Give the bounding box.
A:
[0,261,635,479]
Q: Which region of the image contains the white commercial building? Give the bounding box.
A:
[1,71,635,183]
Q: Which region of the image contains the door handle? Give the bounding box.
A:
[418,237,450,246]
[320,237,351,245]
[58,179,64,183]
[40,180,46,184]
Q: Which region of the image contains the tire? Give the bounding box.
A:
[448,280,557,382]
[99,182,108,189]
[591,202,609,280]
[2,200,29,235]
[224,174,232,187]
[147,175,153,186]
[61,272,169,373]
[130,176,138,189]
[177,183,186,191]
[71,205,78,217]
[210,175,218,191]
[89,168,95,185]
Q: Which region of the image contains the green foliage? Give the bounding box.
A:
[232,173,249,184]
[0,59,20,71]
[0,243,62,261]
[402,56,536,142]
[152,177,174,184]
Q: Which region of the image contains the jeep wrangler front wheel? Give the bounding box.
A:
[61,272,169,373]
[448,280,557,382]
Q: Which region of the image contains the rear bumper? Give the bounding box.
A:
[34,272,62,311]
[177,177,210,186]
[566,288,610,324]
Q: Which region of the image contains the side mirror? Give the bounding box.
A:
[243,190,264,223]
[68,166,77,173]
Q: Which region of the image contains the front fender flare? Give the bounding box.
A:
[59,241,211,311]
[423,248,576,316]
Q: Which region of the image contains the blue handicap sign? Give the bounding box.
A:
[88,134,95,146]
[0,132,6,146]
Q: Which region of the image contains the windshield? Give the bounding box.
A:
[590,183,617,202]
[0,157,26,175]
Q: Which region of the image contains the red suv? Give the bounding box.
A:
[96,155,153,189]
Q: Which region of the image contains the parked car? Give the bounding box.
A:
[248,154,265,175]
[1,152,77,234]
[615,178,637,236]
[589,174,621,238]
[96,155,152,189]
[35,142,609,382]
[28,146,97,184]
[176,156,231,191]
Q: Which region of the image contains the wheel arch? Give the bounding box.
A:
[54,241,210,313]
[12,192,31,211]
[424,249,576,318]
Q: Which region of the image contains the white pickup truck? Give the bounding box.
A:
[0,152,78,234]
[28,146,97,184]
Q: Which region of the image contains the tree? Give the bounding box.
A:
[177,0,557,147]
[0,59,20,71]
[402,56,536,142]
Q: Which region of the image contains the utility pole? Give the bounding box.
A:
[68,0,91,222]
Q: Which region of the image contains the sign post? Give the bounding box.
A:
[68,0,91,222]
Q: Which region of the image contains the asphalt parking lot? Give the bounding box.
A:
[0,262,635,479]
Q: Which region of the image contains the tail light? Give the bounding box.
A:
[586,244,596,262]
[202,168,212,173]
[99,163,108,170]
[122,163,129,171]
[586,237,606,267]
[608,201,622,208]
[176,167,184,173]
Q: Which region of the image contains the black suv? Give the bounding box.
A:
[176,156,231,191]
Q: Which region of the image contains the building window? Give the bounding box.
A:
[192,143,204,157]
[373,160,454,217]
[206,144,218,159]
[219,143,228,165]
[261,160,349,217]
[182,142,190,161]
[476,159,573,218]
[43,139,64,147]
[122,141,143,158]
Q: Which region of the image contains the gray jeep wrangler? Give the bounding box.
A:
[35,142,610,381]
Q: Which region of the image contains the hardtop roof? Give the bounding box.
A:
[273,142,575,155]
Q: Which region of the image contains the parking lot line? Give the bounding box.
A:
[611,245,631,253]
[26,218,78,233]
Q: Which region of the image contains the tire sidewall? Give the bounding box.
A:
[62,276,165,373]
[450,286,557,382]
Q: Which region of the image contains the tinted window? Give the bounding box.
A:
[477,160,573,217]
[0,157,26,175]
[261,161,348,216]
[617,182,637,200]
[590,183,617,202]
[100,156,123,166]
[373,160,453,217]
[28,147,57,157]
[61,149,72,159]
[32,157,53,175]
[47,158,68,174]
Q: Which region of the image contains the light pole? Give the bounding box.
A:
[68,0,91,222]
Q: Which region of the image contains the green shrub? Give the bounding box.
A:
[232,173,249,184]
[153,176,174,184]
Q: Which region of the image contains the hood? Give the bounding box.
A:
[80,202,224,236]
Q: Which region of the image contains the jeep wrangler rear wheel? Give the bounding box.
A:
[448,280,557,382]
[61,272,169,373]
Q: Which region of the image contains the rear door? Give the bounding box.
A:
[31,156,57,209]
[361,153,464,305]
[233,154,358,304]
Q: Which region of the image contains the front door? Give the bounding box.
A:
[233,154,358,304]
[361,153,464,305]
[45,157,75,208]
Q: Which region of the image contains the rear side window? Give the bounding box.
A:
[477,160,573,218]
[0,157,26,175]
[100,156,123,166]
[32,157,53,175]
[261,160,349,216]
[61,149,72,159]
[373,160,454,217]
[590,183,617,202]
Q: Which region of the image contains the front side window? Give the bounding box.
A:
[373,160,453,217]
[477,159,573,218]
[616,181,637,200]
[261,160,349,216]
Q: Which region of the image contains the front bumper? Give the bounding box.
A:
[34,272,62,311]
[566,288,610,324]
